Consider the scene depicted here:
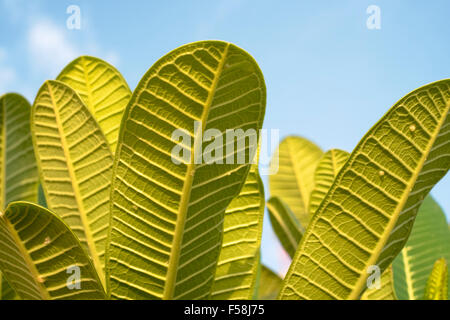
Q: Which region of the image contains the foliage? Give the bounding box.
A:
[0,41,448,300]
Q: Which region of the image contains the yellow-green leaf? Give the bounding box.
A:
[393,195,450,299]
[279,79,450,300]
[106,41,266,300]
[57,56,132,152]
[269,136,323,227]
[258,265,282,300]
[424,258,448,300]
[267,196,303,258]
[0,93,39,209]
[1,273,19,300]
[309,149,349,216]
[211,165,265,300]
[0,202,105,300]
[0,93,40,300]
[360,266,397,300]
[31,80,114,287]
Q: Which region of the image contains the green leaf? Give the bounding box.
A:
[0,93,39,209]
[424,258,448,300]
[360,266,397,300]
[37,183,47,208]
[31,80,114,287]
[258,265,282,300]
[393,195,450,299]
[279,79,450,300]
[0,93,40,300]
[267,196,303,258]
[0,202,105,300]
[1,273,19,300]
[269,136,323,227]
[211,165,265,300]
[106,41,266,300]
[57,56,132,152]
[309,149,349,216]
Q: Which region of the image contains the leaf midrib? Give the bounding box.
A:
[163,43,230,299]
[46,82,105,288]
[80,56,94,116]
[348,100,450,299]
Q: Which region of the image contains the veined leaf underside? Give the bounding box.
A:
[107,41,266,300]
[280,80,450,300]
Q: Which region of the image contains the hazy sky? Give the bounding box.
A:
[1,0,449,276]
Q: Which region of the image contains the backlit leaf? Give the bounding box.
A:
[267,196,303,258]
[424,258,448,300]
[0,93,39,208]
[57,56,132,152]
[269,136,323,227]
[106,41,266,300]
[0,202,105,300]
[211,165,265,299]
[31,80,114,287]
[393,195,450,300]
[279,80,450,300]
[360,266,397,300]
[0,93,39,300]
[309,149,349,216]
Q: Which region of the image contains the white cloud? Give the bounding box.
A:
[27,19,79,76]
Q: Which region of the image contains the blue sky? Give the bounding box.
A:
[1,0,449,276]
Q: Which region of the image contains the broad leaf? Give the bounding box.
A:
[0,93,39,208]
[393,195,450,300]
[269,136,323,227]
[106,41,266,300]
[0,93,39,300]
[211,165,265,299]
[32,80,114,286]
[0,202,105,299]
[267,196,303,258]
[258,265,282,300]
[279,80,450,300]
[424,258,448,300]
[360,266,397,300]
[57,56,132,152]
[309,149,349,216]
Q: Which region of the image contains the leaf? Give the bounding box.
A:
[57,56,132,152]
[360,266,397,300]
[279,79,450,300]
[309,149,349,216]
[424,258,448,300]
[258,265,282,300]
[393,195,450,299]
[31,80,114,287]
[0,93,39,300]
[0,93,39,208]
[1,273,19,300]
[0,202,105,300]
[269,136,323,227]
[210,165,265,300]
[106,41,266,300]
[267,196,303,258]
[37,183,47,208]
